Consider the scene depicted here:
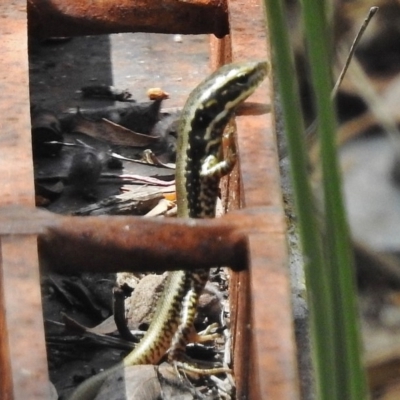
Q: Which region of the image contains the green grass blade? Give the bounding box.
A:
[263,0,369,398]
[301,1,368,398]
[262,1,337,399]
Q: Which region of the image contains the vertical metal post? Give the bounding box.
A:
[0,3,50,399]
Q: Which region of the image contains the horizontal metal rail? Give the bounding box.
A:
[28,0,229,38]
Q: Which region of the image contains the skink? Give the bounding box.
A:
[69,60,268,400]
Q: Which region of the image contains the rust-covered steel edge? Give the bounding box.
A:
[0,3,51,400]
[27,0,229,38]
[211,0,300,398]
[0,205,281,275]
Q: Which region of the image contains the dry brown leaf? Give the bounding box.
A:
[73,113,159,147]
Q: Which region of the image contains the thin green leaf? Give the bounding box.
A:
[262,0,368,398]
[301,1,368,398]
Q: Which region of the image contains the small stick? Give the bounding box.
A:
[305,7,379,149]
[331,6,379,98]
[113,287,139,342]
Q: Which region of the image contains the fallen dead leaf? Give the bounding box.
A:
[73,113,159,147]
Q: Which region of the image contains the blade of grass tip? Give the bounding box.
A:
[301,0,368,399]
[262,1,337,399]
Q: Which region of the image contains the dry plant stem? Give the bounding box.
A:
[306,6,378,142]
[331,6,379,98]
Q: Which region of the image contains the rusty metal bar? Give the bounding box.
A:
[0,3,50,400]
[211,0,300,398]
[27,0,229,38]
[0,205,282,274]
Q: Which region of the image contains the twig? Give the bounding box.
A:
[332,6,379,98]
[113,287,139,342]
[306,7,379,156]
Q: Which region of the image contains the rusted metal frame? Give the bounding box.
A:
[27,0,229,38]
[0,3,50,400]
[211,0,300,398]
[0,205,281,275]
[0,2,297,400]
